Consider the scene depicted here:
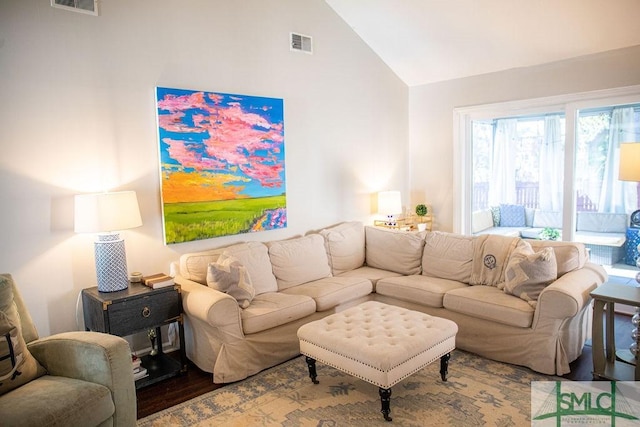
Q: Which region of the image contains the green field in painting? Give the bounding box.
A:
[163,195,286,244]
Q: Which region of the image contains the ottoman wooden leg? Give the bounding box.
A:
[305,356,319,384]
[379,387,392,422]
[440,352,451,381]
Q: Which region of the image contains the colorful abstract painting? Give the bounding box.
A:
[155,87,286,244]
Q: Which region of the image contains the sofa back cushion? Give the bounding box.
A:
[267,234,332,290]
[576,212,627,233]
[319,221,365,275]
[221,242,277,295]
[365,226,425,275]
[527,240,587,277]
[179,242,278,294]
[421,232,474,283]
[179,248,227,284]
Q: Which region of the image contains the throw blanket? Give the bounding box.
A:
[470,235,521,286]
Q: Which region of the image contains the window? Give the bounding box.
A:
[454,86,640,239]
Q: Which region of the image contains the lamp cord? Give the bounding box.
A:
[75,290,83,331]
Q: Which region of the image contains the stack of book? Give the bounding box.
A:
[142,273,175,289]
[132,354,148,381]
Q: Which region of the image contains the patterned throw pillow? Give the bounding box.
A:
[499,204,526,227]
[490,206,501,227]
[503,243,557,308]
[206,254,256,308]
[0,274,46,396]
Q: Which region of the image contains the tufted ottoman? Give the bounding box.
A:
[297,301,458,421]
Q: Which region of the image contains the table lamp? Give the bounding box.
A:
[378,191,402,226]
[75,191,143,292]
[618,142,640,359]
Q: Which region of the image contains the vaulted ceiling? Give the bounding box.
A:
[325,0,640,86]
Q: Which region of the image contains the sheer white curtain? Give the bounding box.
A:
[489,119,517,206]
[539,116,563,211]
[598,107,638,213]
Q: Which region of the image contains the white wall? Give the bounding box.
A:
[409,45,640,232]
[0,0,408,336]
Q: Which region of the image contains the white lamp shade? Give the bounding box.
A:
[619,143,640,182]
[75,191,143,233]
[378,191,402,215]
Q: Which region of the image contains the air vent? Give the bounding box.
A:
[51,0,99,16]
[290,33,313,54]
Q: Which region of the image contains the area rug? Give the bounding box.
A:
[138,351,558,426]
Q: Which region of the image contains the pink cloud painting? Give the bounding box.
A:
[156,87,286,244]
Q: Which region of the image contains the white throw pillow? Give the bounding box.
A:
[503,242,557,308]
[221,242,278,295]
[267,234,332,290]
[206,254,256,308]
[319,221,365,275]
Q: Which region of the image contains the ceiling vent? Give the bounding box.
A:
[51,0,99,16]
[290,33,313,54]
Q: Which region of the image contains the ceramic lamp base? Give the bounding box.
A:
[95,232,129,292]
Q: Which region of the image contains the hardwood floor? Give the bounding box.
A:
[135,312,635,419]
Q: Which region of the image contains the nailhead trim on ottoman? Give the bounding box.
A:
[297,301,458,389]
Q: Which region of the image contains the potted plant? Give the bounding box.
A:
[415,204,428,231]
[539,227,560,241]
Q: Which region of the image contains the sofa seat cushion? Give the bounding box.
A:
[422,232,474,283]
[376,275,468,308]
[241,293,316,334]
[365,226,425,275]
[319,221,365,275]
[337,266,403,289]
[281,276,372,311]
[443,286,534,328]
[2,375,114,427]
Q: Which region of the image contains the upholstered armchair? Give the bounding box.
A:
[0,274,137,426]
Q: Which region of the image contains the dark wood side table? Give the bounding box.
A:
[590,282,640,381]
[82,282,187,389]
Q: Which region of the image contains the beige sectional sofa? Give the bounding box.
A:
[174,222,606,383]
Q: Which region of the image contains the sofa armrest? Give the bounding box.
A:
[535,262,606,321]
[176,275,245,342]
[28,331,136,427]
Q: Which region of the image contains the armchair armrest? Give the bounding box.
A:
[28,331,136,427]
[176,276,245,342]
[536,262,606,321]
